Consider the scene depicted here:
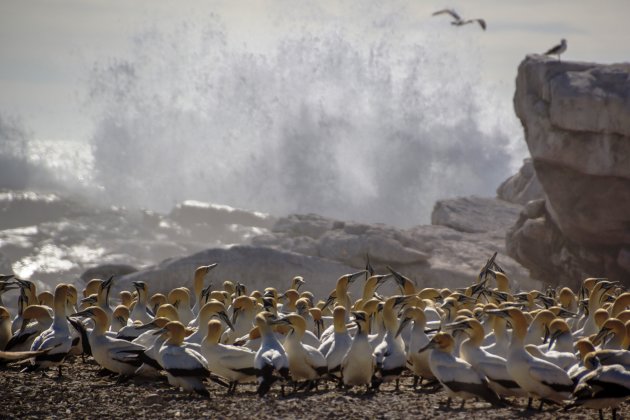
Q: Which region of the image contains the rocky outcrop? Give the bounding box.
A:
[116,246,356,298]
[250,200,538,291]
[496,159,544,205]
[431,196,522,233]
[507,55,630,288]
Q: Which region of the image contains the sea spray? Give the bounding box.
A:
[82,13,522,227]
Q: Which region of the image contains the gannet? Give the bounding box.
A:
[191,263,218,315]
[111,305,130,332]
[341,311,375,390]
[132,317,171,378]
[419,332,504,407]
[275,314,327,389]
[544,39,567,61]
[373,295,412,391]
[149,293,167,315]
[432,8,486,30]
[4,305,52,352]
[490,308,573,409]
[254,312,290,396]
[185,301,234,345]
[222,296,260,344]
[168,288,194,325]
[595,318,627,350]
[37,291,54,308]
[396,306,433,387]
[525,310,555,346]
[201,319,257,394]
[318,306,351,379]
[76,306,145,379]
[448,318,525,398]
[130,281,153,324]
[0,276,18,308]
[279,289,299,314]
[158,321,211,397]
[566,352,630,420]
[28,284,73,376]
[0,306,11,350]
[319,271,367,341]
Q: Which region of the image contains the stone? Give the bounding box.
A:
[496,158,544,205]
[507,55,630,287]
[430,196,523,233]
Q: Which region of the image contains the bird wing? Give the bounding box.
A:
[433,354,483,384]
[529,363,574,392]
[544,44,561,55]
[161,347,209,376]
[432,8,460,20]
[476,19,486,30]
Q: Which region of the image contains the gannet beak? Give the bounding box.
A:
[348,270,368,284]
[321,295,336,310]
[418,340,438,354]
[219,311,235,331]
[542,325,550,344]
[548,329,562,351]
[204,263,218,274]
[153,327,167,336]
[395,317,411,338]
[594,327,611,345]
[231,308,240,326]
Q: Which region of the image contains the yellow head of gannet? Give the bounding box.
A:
[192,263,218,308]
[395,306,426,338]
[149,293,167,314]
[547,319,573,352]
[168,288,194,324]
[16,278,38,306]
[112,305,130,332]
[204,319,223,344]
[575,339,596,362]
[223,280,235,295]
[280,289,300,313]
[290,276,305,291]
[119,291,133,308]
[594,318,626,349]
[197,301,234,331]
[37,291,54,308]
[155,304,180,322]
[158,320,211,397]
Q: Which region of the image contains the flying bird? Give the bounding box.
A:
[544,39,567,61]
[432,8,486,31]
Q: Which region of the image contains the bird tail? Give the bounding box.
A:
[256,364,279,397]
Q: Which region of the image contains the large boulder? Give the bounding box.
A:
[115,245,357,299]
[431,196,522,233]
[496,158,544,205]
[508,55,630,287]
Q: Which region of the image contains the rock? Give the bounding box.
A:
[80,264,138,283]
[514,56,630,246]
[116,245,357,298]
[508,55,630,287]
[430,196,523,233]
[272,214,339,239]
[0,191,87,230]
[496,158,544,205]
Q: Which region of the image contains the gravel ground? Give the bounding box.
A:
[0,358,626,419]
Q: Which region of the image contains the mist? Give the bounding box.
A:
[80,13,523,228]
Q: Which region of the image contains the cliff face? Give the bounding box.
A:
[507,55,630,288]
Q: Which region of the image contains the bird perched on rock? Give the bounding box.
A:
[544,39,567,61]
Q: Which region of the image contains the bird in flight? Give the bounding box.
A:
[432,8,486,31]
[544,39,567,61]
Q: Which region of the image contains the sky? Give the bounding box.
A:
[1,0,629,142]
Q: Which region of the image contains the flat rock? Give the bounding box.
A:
[430,196,522,233]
